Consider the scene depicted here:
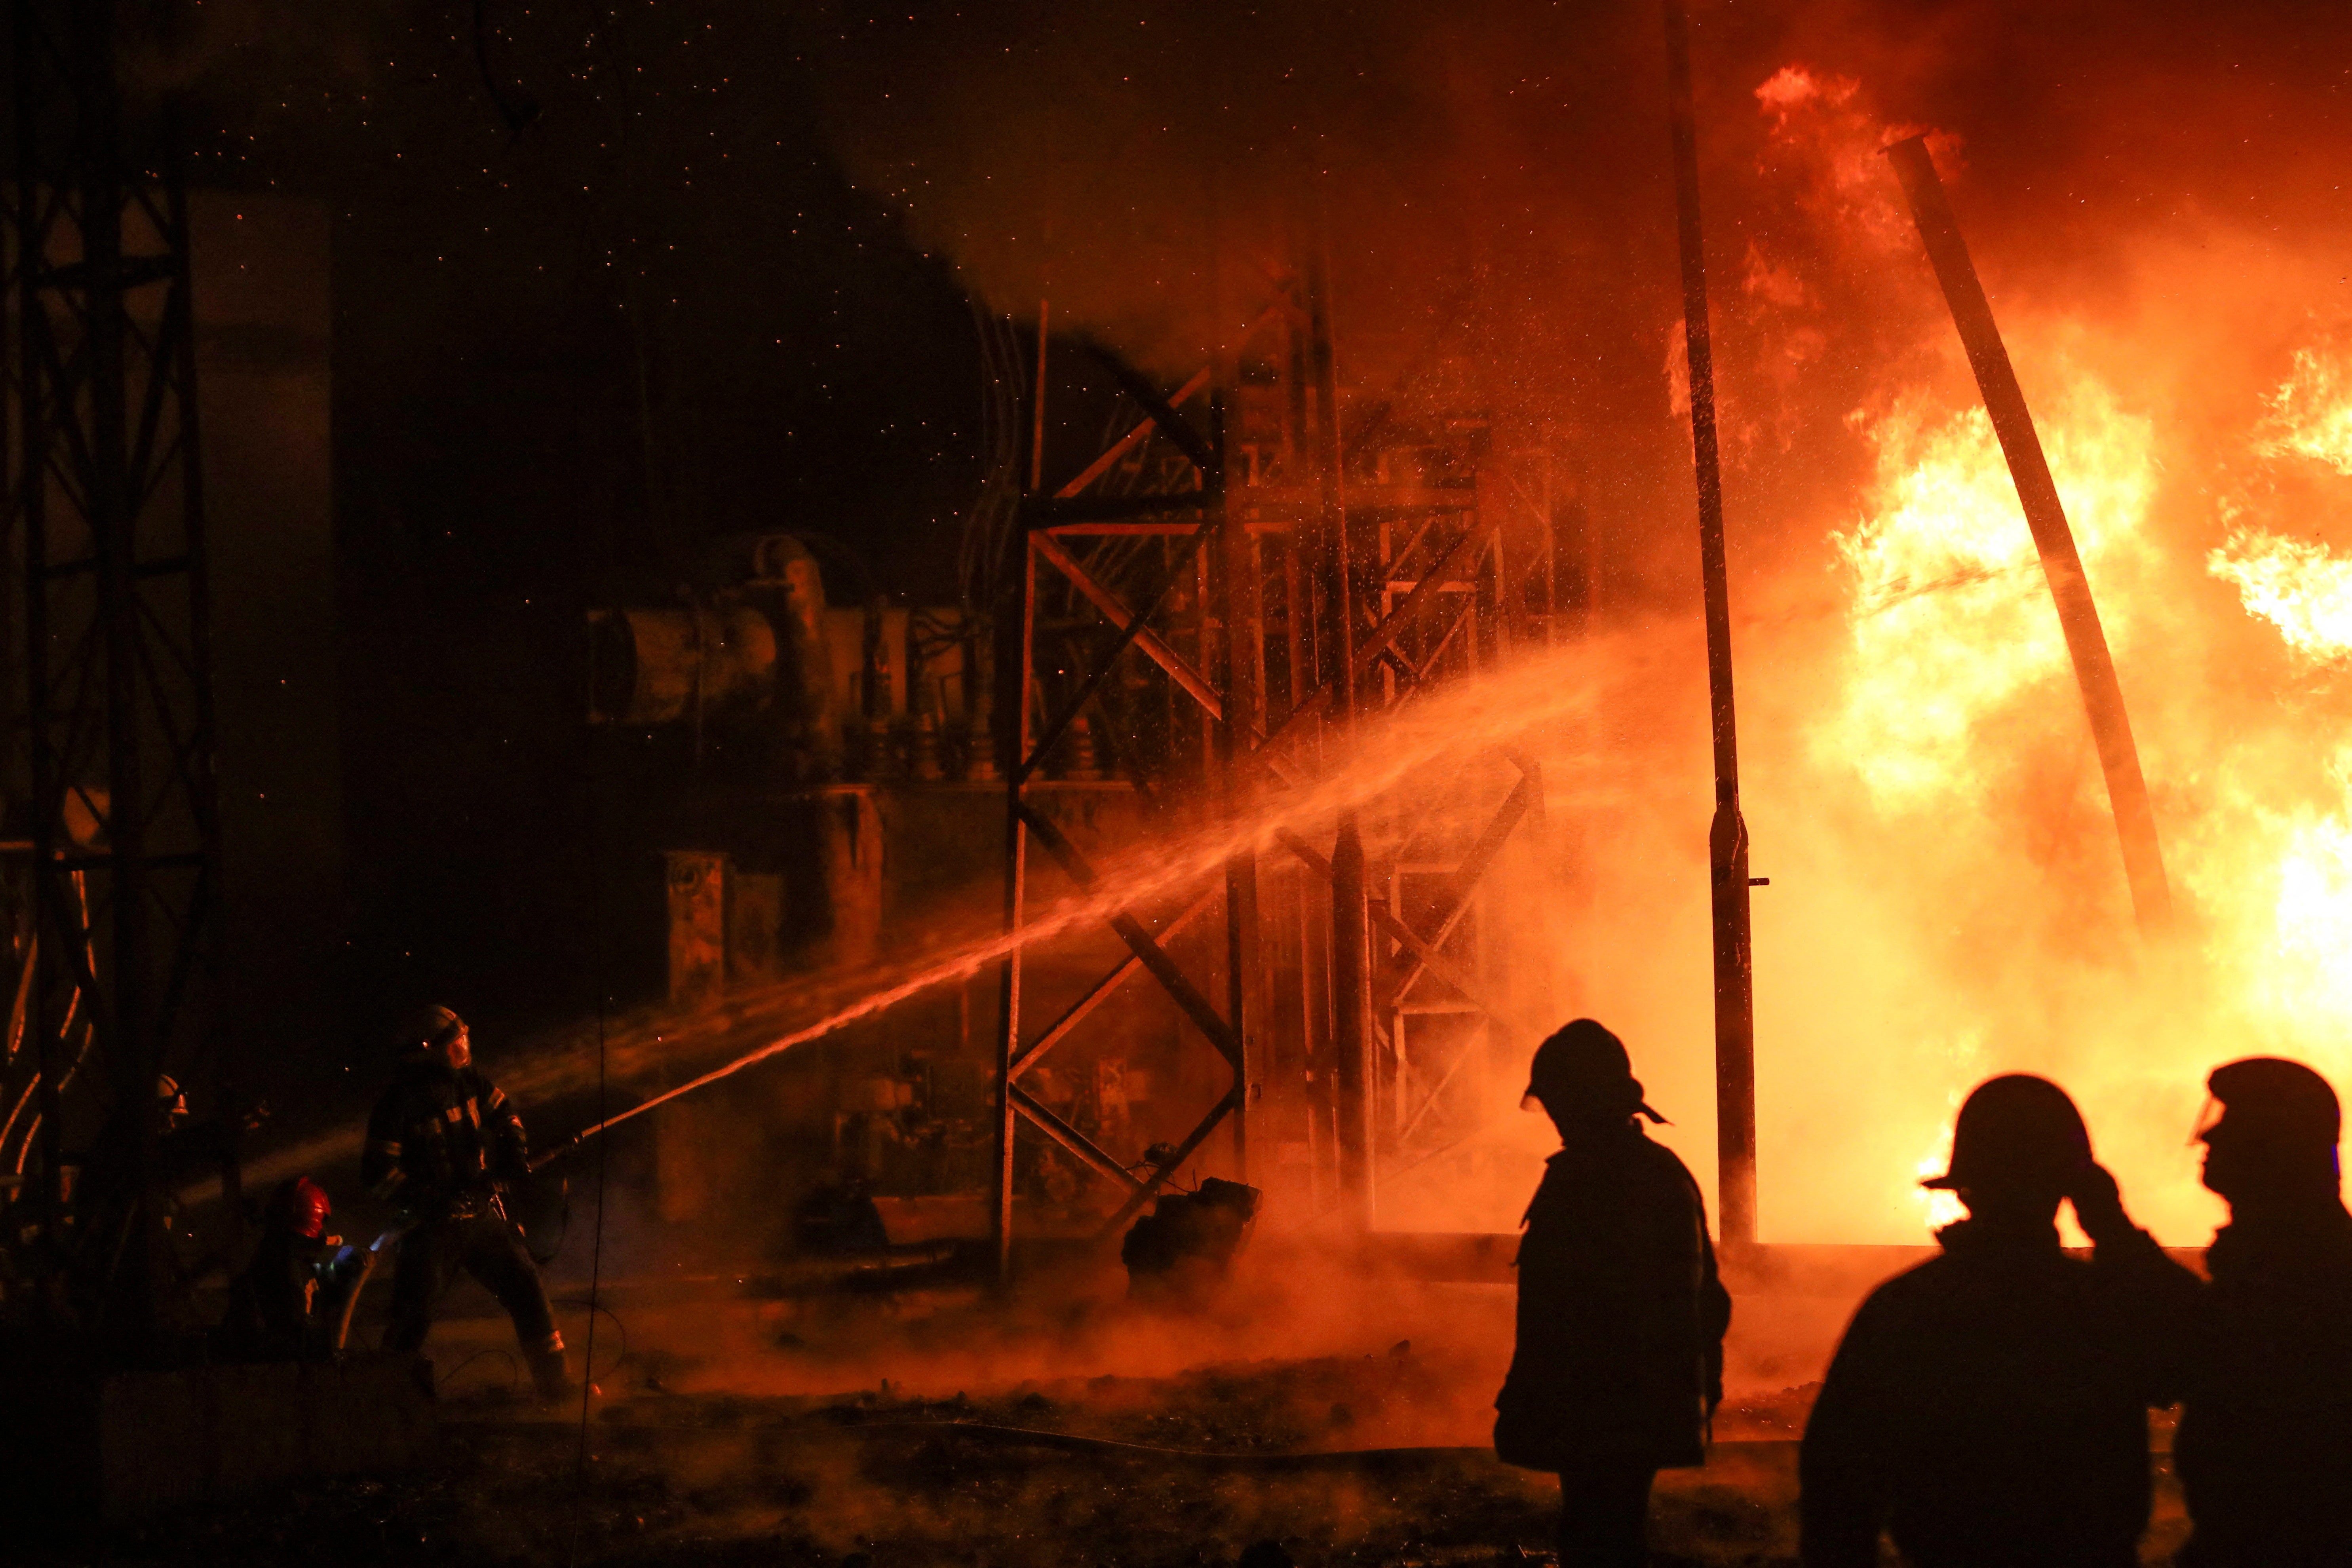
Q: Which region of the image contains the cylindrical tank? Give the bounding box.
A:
[588,606,777,726]
[586,534,843,781]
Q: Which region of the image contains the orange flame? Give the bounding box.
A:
[2259,344,2352,476]
[1822,377,2155,804]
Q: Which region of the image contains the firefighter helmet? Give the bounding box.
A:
[1920,1074,2091,1194]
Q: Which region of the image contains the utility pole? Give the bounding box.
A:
[1663,0,1757,1249]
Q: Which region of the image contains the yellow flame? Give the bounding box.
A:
[2260,345,2352,475]
[1824,380,2155,804]
[2209,529,2352,661]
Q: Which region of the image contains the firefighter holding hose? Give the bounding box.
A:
[362,1006,573,1401]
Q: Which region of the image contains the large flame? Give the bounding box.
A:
[2258,345,2352,477]
[1826,381,2155,804]
[1698,64,2352,1244]
[2209,528,2352,662]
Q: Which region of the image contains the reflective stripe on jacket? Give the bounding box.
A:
[361,1059,528,1212]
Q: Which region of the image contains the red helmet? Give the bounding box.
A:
[278,1175,331,1240]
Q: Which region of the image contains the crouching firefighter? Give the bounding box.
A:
[363,1006,574,1400]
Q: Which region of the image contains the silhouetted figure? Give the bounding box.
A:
[1801,1074,2198,1568]
[1494,1020,1730,1568]
[363,1006,572,1400]
[2177,1057,2352,1568]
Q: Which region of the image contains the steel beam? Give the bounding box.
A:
[1885,135,2172,937]
[1017,805,1241,1067]
[1009,887,1217,1078]
[1030,531,1223,719]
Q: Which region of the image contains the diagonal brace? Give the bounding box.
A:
[1086,347,1216,474]
[1010,1084,1148,1192]
[1015,515,1215,787]
[1011,886,1218,1078]
[1093,1085,1243,1242]
[1276,829,1515,1024]
[1056,367,1215,500]
[1018,804,1241,1067]
[1032,531,1223,721]
[1383,772,1536,1009]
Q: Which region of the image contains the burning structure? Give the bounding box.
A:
[1,0,2350,1560]
[576,256,1580,1266]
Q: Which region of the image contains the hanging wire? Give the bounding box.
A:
[957,304,1026,615]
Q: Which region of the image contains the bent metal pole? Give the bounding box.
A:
[1664,0,1758,1250]
[1885,137,2173,937]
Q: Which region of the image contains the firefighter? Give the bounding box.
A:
[222,1175,366,1360]
[362,1006,572,1400]
[1493,1019,1730,1568]
[1800,1074,2199,1568]
[2176,1057,2352,1568]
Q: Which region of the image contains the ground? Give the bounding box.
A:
[12,1249,2196,1566]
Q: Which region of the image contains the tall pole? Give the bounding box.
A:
[1884,137,2172,937]
[1305,243,1375,1229]
[1663,0,1757,1249]
[1208,392,1262,1182]
[989,532,1034,1283]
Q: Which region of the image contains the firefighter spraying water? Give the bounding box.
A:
[362,1007,576,1402]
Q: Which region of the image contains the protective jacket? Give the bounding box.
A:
[361,1058,528,1216]
[1800,1217,2198,1568]
[2177,1202,2352,1567]
[1494,1125,1730,1470]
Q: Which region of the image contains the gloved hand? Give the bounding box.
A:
[2064,1160,2139,1247]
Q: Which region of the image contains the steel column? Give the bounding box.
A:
[1664,0,1757,1249]
[989,535,1034,1281]
[1304,245,1375,1227]
[1209,395,1263,1180]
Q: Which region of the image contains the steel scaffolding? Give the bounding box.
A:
[988,263,1562,1270]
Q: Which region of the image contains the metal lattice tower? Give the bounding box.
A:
[987,261,1565,1271]
[4,0,228,1344]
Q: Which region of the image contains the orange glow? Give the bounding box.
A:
[1824,380,2154,805]
[1706,63,2352,1245]
[2260,344,2352,476]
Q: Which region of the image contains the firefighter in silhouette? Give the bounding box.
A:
[2176,1057,2352,1567]
[1800,1074,2199,1568]
[1493,1019,1730,1568]
[362,1007,572,1400]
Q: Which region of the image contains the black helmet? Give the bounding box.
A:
[2203,1057,2340,1149]
[1921,1074,2090,1194]
[406,1005,466,1054]
[1524,1019,1665,1124]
